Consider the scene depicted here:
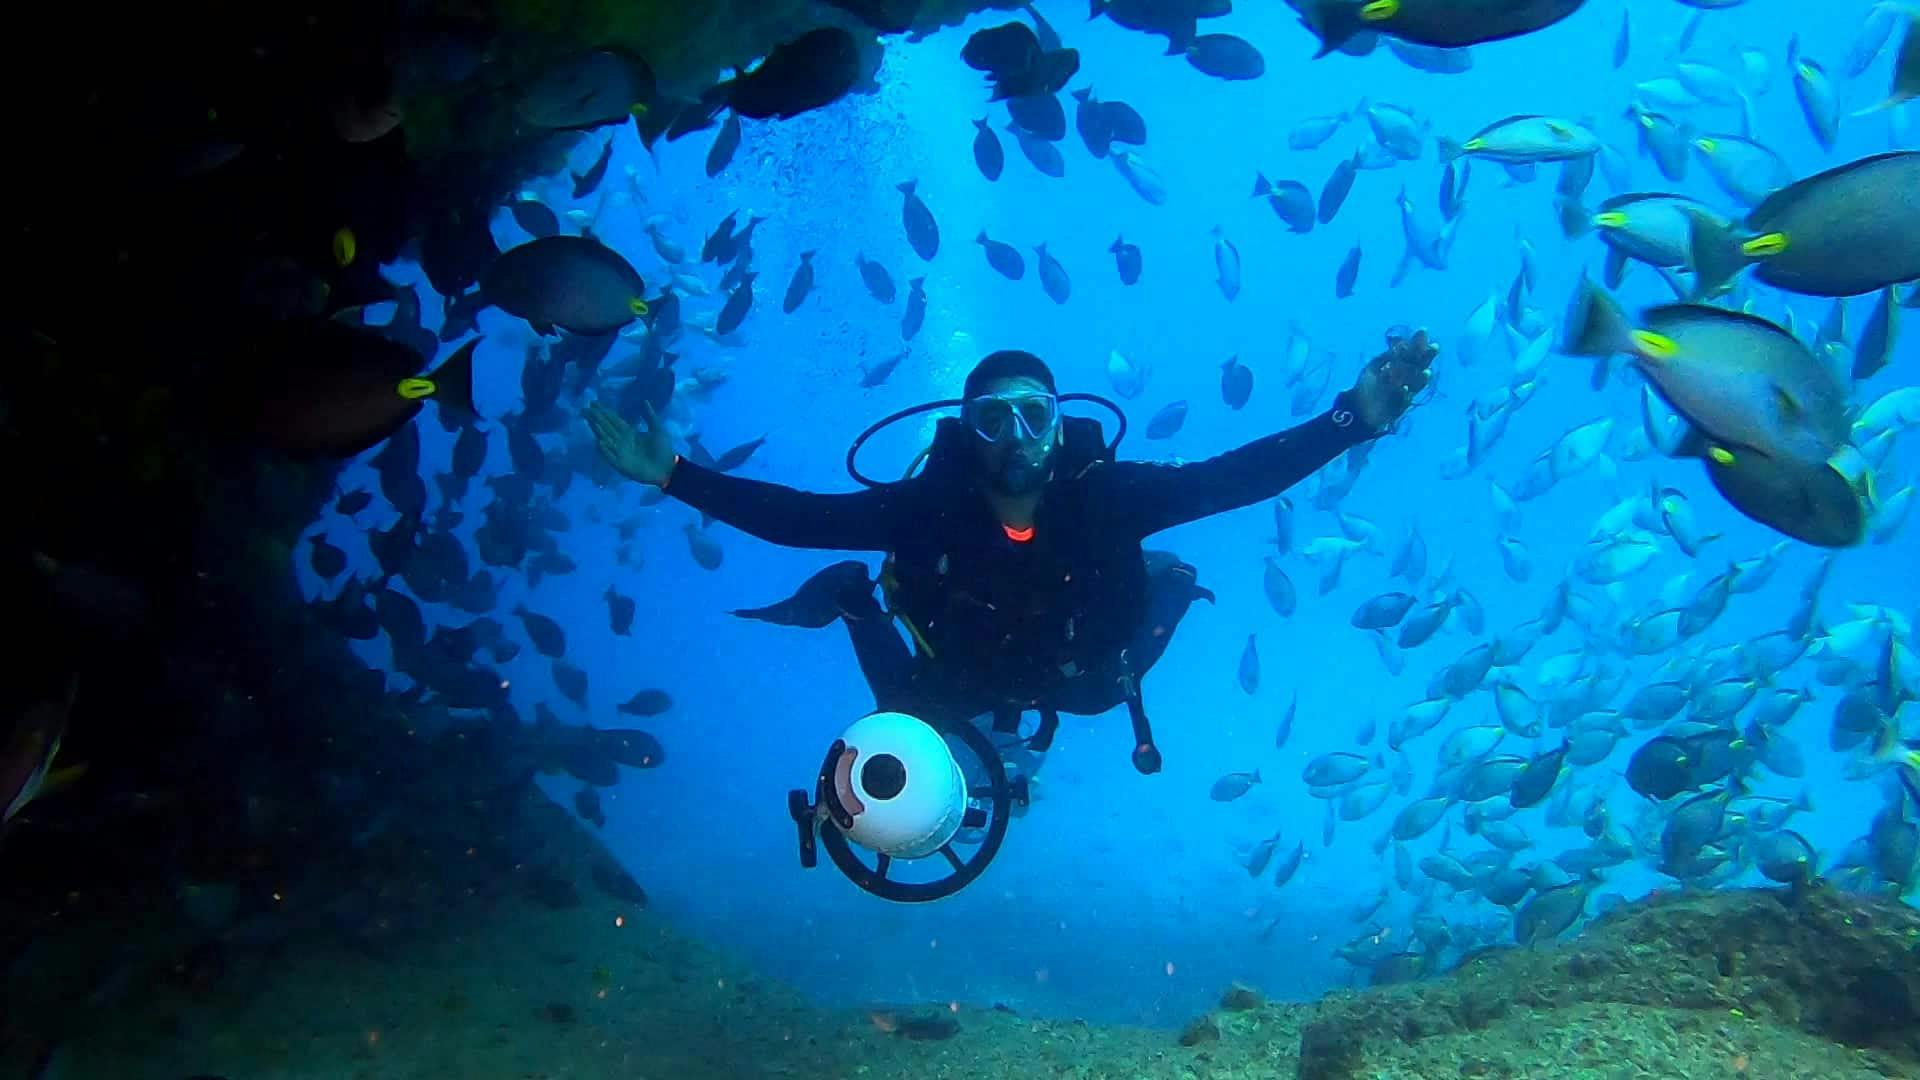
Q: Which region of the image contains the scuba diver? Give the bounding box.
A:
[585,328,1435,900]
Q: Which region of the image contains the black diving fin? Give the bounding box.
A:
[730,560,875,628]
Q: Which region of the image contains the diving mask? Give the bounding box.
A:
[965,391,1059,445]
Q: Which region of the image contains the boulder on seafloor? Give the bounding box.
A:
[1291,885,1920,1079]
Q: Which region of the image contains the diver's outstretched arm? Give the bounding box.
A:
[666,461,911,551]
[587,401,909,551]
[1103,329,1436,538]
[1102,398,1369,537]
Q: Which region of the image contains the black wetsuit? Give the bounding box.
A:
[667,398,1372,731]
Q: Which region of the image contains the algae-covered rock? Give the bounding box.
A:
[1221,981,1264,1011]
[1294,886,1920,1079]
[396,0,1025,164]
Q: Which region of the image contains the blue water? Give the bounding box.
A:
[302,0,1917,1025]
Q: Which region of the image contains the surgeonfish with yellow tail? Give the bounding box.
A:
[513,49,657,131]
[480,235,650,336]
[1563,277,1851,471]
[239,322,479,458]
[1439,114,1601,165]
[1788,35,1839,150]
[1297,0,1587,58]
[1687,151,1920,299]
[1590,192,1723,276]
[1690,133,1793,208]
[1680,435,1874,549]
[1629,104,1691,183]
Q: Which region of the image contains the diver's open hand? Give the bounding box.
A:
[586,401,676,486]
[1351,328,1437,434]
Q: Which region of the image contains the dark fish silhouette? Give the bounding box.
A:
[1336,245,1362,297]
[704,27,860,120]
[308,535,347,579]
[1186,34,1265,80]
[481,236,647,335]
[899,181,941,260]
[973,117,1005,180]
[1220,356,1253,409]
[1007,92,1066,141]
[706,112,743,177]
[507,198,561,239]
[1300,0,1586,57]
[1146,400,1188,439]
[516,605,567,658]
[784,251,816,313]
[902,277,927,339]
[856,253,897,303]
[1035,244,1071,304]
[1110,236,1142,284]
[572,137,615,197]
[618,689,674,716]
[235,324,476,458]
[515,49,657,130]
[977,231,1026,279]
[605,585,636,636]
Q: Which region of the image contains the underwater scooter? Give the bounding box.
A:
[786,394,1128,903]
[787,710,1027,903]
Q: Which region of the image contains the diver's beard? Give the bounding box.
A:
[988,446,1054,496]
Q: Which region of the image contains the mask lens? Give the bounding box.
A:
[1014,396,1056,438]
[970,398,1017,441]
[969,393,1057,443]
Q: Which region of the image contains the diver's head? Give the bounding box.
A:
[962,350,1060,497]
